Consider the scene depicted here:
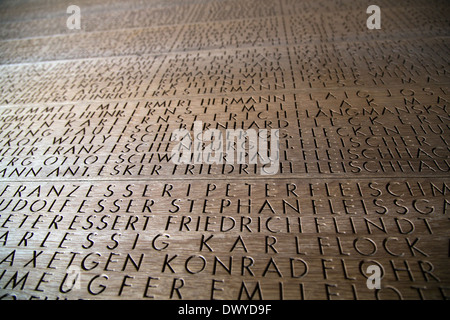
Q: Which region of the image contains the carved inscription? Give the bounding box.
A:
[0,0,449,300]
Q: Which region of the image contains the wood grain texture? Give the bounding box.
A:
[0,0,449,300]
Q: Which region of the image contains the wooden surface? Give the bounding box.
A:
[0,0,449,300]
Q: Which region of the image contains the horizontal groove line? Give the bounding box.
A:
[1,175,449,183]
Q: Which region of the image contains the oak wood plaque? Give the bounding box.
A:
[0,0,449,300]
